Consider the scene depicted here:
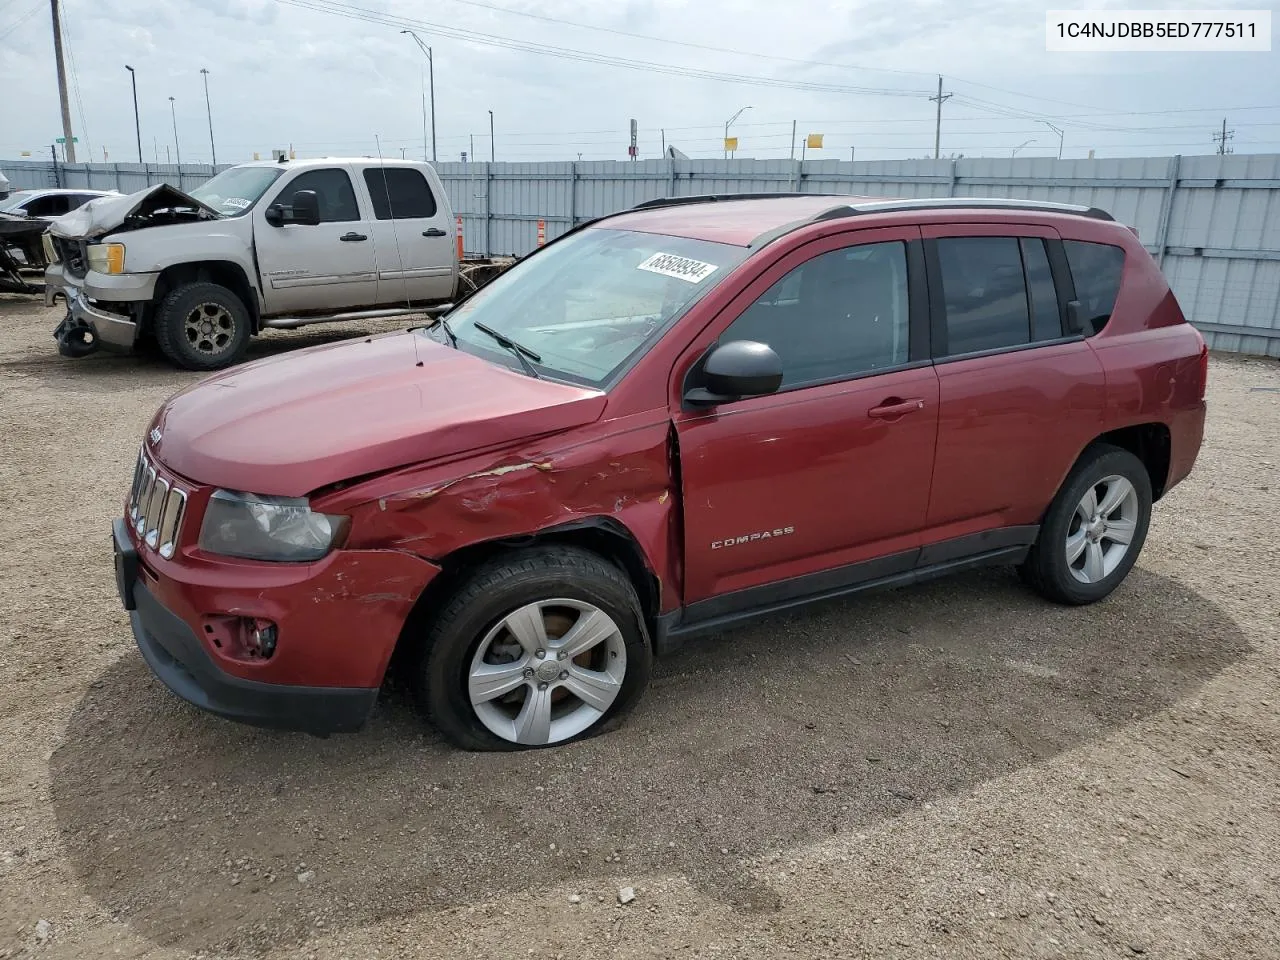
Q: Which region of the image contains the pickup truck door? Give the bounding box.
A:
[253,164,378,314]
[358,166,456,305]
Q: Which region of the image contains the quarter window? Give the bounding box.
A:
[1064,240,1125,335]
[720,241,910,388]
[363,168,438,220]
[279,169,359,223]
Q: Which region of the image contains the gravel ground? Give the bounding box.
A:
[1,295,1278,960]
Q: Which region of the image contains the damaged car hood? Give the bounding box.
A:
[148,331,608,498]
[49,183,220,239]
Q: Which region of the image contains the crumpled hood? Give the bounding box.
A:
[49,183,219,239]
[148,331,608,498]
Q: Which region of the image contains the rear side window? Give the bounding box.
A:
[936,237,1030,354]
[1064,240,1125,334]
[363,168,438,220]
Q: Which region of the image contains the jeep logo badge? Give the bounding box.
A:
[149,427,162,445]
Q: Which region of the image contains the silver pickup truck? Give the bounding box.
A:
[44,157,511,370]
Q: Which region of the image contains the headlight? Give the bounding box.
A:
[42,232,58,264]
[87,242,125,275]
[198,490,346,562]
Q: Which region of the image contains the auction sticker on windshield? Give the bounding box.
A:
[637,252,719,283]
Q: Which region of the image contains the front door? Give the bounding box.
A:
[253,165,378,313]
[359,166,456,305]
[673,227,940,611]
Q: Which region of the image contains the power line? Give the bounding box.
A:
[271,0,931,98]
[0,0,42,38]
[60,3,93,162]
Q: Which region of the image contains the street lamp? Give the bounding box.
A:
[1012,138,1037,158]
[168,96,181,166]
[1039,120,1064,160]
[724,105,751,158]
[124,65,141,163]
[200,68,216,166]
[401,30,436,162]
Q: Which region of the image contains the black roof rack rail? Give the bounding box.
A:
[810,197,1114,222]
[631,192,833,211]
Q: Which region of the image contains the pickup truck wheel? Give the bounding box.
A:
[1020,444,1152,605]
[415,546,652,751]
[154,282,250,371]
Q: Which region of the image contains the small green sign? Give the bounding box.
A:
[55,137,79,144]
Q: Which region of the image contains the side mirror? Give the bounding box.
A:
[289,189,321,226]
[264,203,284,227]
[685,340,783,407]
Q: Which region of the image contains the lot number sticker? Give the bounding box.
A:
[637,252,718,283]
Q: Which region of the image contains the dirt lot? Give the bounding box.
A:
[0,295,1277,960]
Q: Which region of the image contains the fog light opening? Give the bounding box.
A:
[249,619,278,659]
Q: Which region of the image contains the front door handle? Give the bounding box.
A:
[339,232,368,242]
[422,227,447,237]
[868,397,926,419]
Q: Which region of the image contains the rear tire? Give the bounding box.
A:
[1020,444,1152,605]
[413,546,653,751]
[154,281,250,371]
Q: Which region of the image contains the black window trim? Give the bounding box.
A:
[924,234,1090,363]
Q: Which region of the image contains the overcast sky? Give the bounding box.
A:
[1,0,1277,165]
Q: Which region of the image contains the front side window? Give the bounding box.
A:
[1064,240,1125,335]
[278,169,360,223]
[721,241,910,388]
[363,168,437,219]
[190,166,283,217]
[440,227,749,387]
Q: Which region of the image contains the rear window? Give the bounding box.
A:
[363,168,438,220]
[1064,240,1125,335]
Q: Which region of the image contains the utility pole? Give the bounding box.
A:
[929,75,952,160]
[125,65,142,163]
[1213,117,1234,154]
[790,120,797,160]
[200,68,216,166]
[49,0,76,162]
[489,109,495,162]
[168,96,181,165]
[402,31,436,162]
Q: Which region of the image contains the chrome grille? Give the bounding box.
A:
[128,446,187,558]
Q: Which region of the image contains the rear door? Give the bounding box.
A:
[920,223,1107,544]
[360,166,455,304]
[252,165,378,313]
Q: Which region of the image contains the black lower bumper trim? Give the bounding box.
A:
[128,576,378,736]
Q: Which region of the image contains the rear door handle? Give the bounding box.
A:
[339,232,368,242]
[868,397,926,419]
[422,227,447,237]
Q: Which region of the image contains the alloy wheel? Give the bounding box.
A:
[1065,474,1139,584]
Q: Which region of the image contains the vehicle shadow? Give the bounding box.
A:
[49,565,1247,955]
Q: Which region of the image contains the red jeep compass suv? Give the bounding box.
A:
[113,194,1208,750]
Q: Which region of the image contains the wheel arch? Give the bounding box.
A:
[153,261,261,332]
[387,516,665,678]
[1084,422,1172,501]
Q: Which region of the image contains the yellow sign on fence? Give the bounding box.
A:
[806,133,824,149]
[723,137,739,152]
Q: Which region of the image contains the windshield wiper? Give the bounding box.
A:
[435,314,458,346]
[472,320,542,379]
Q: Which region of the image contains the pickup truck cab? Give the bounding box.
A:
[113,194,1208,750]
[44,158,503,370]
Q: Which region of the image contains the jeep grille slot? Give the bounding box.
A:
[128,446,187,558]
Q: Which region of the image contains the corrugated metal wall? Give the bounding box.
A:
[4,154,1278,357]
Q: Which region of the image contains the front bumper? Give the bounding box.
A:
[113,518,437,736]
[46,264,158,353]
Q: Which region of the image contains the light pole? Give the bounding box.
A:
[488,109,494,162]
[1012,138,1036,158]
[401,30,436,162]
[724,105,751,158]
[125,65,142,163]
[1039,120,1064,159]
[168,96,181,166]
[200,68,216,166]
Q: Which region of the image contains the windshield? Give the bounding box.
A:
[0,191,37,213]
[189,167,284,217]
[442,227,748,387]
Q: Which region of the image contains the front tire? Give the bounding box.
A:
[154,281,251,371]
[1020,444,1153,605]
[414,546,653,751]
